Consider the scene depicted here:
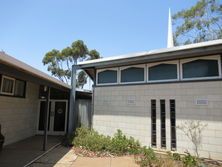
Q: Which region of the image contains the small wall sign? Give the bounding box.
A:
[127,96,136,105]
[195,99,208,105]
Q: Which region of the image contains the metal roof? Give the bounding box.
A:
[78,39,222,69]
[0,51,71,89]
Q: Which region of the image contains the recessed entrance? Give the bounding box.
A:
[37,100,68,135]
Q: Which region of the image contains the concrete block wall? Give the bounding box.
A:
[0,82,39,145]
[93,81,222,160]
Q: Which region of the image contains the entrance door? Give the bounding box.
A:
[37,100,67,135]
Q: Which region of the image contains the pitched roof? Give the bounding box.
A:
[0,51,70,89]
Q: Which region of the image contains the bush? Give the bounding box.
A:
[73,127,111,152]
[136,147,156,167]
[71,127,202,167]
[73,127,141,155]
[109,129,141,155]
[167,152,182,161]
[182,153,199,167]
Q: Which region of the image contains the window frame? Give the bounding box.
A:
[96,68,119,85]
[180,55,221,81]
[0,75,15,95]
[147,60,179,82]
[14,79,26,97]
[119,64,146,84]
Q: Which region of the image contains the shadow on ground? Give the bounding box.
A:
[29,145,76,167]
[0,135,63,167]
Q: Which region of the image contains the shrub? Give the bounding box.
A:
[109,129,141,155]
[73,127,141,155]
[177,121,207,157]
[71,127,201,167]
[136,147,157,167]
[182,152,199,167]
[73,127,111,152]
[167,152,182,161]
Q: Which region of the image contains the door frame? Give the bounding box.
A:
[36,99,68,135]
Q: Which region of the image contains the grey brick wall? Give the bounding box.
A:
[93,81,222,160]
[0,82,39,145]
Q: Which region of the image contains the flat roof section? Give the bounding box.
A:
[78,39,222,69]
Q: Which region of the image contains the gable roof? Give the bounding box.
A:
[0,51,70,89]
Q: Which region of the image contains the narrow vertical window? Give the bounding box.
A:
[170,99,176,150]
[151,100,156,147]
[160,100,166,148]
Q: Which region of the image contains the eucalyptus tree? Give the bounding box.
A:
[173,0,222,45]
[42,40,100,87]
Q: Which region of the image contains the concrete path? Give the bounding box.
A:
[30,145,139,167]
[74,156,139,167]
[30,145,77,167]
[0,136,62,167]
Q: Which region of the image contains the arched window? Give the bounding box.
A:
[181,55,221,79]
[97,69,118,84]
[120,66,145,83]
[148,61,179,81]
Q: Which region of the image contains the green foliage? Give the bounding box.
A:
[42,40,100,85]
[73,127,111,152]
[73,127,141,155]
[109,129,141,155]
[168,151,182,161]
[71,127,203,167]
[173,0,222,45]
[172,153,182,161]
[182,153,199,167]
[88,49,100,60]
[136,147,157,167]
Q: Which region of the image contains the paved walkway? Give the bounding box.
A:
[0,135,62,167]
[74,156,139,167]
[30,145,139,167]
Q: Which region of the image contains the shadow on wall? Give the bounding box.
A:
[76,99,92,128]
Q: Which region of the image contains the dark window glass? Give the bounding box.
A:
[170,99,176,150]
[98,70,117,84]
[50,87,69,99]
[1,77,14,94]
[14,80,26,97]
[38,101,51,131]
[54,102,66,131]
[160,100,166,148]
[121,67,144,82]
[149,64,177,81]
[151,100,156,147]
[183,59,219,78]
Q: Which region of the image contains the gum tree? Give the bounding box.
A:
[42,40,100,87]
[173,0,222,45]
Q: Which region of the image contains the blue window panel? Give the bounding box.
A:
[98,70,117,84]
[121,67,144,82]
[149,64,177,81]
[183,59,219,78]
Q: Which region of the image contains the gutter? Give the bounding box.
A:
[78,40,222,69]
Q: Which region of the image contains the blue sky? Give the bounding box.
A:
[0,0,196,74]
